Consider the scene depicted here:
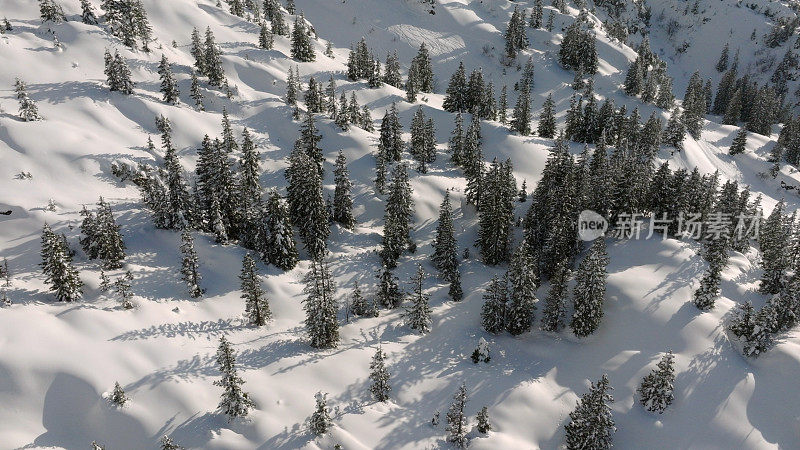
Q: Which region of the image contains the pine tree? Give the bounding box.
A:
[564,374,615,450]
[379,103,404,162]
[383,51,402,87]
[559,22,597,74]
[40,225,83,302]
[405,265,432,334]
[498,85,508,125]
[477,159,515,264]
[530,0,543,28]
[179,229,203,298]
[410,43,434,92]
[114,270,134,309]
[381,163,414,268]
[190,71,204,110]
[445,383,468,448]
[540,261,569,332]
[570,238,609,338]
[476,406,492,433]
[432,191,459,284]
[258,21,274,49]
[715,43,730,72]
[39,0,66,23]
[511,84,532,135]
[350,281,377,318]
[80,0,98,24]
[637,351,675,414]
[303,260,338,348]
[158,117,193,229]
[463,116,484,205]
[506,238,538,335]
[214,336,256,421]
[369,346,391,402]
[443,62,468,113]
[286,138,329,260]
[15,78,42,122]
[332,151,356,229]
[537,93,556,138]
[310,392,333,435]
[663,107,686,151]
[159,435,181,450]
[290,13,315,62]
[241,253,270,326]
[190,27,206,75]
[449,113,465,165]
[259,190,298,270]
[481,276,508,334]
[759,200,790,294]
[693,264,721,311]
[158,55,180,104]
[204,27,225,87]
[99,268,111,292]
[729,127,747,155]
[109,381,128,407]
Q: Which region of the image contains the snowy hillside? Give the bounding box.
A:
[1,0,800,449]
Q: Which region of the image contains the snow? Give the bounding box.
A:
[1,0,800,448]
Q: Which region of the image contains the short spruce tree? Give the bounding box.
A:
[564,374,615,450]
[369,346,391,402]
[214,336,256,421]
[310,392,333,435]
[637,351,675,414]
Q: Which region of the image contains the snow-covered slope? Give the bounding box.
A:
[1,0,799,449]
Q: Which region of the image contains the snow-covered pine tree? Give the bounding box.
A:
[481,276,508,334]
[471,337,490,363]
[432,191,459,284]
[92,197,126,269]
[570,238,609,338]
[715,43,730,73]
[290,13,315,62]
[663,107,686,151]
[383,51,402,87]
[0,258,10,288]
[110,51,135,95]
[498,85,508,125]
[214,336,256,421]
[537,93,556,138]
[159,435,181,450]
[477,159,515,265]
[190,27,206,75]
[380,163,414,268]
[463,117,484,206]
[559,21,597,74]
[261,190,298,270]
[540,261,570,332]
[729,127,747,155]
[743,302,779,357]
[564,374,615,450]
[190,71,204,110]
[449,113,465,165]
[80,0,98,24]
[15,78,42,122]
[445,382,468,448]
[39,0,65,23]
[179,229,203,298]
[475,405,492,434]
[286,137,329,260]
[637,351,675,414]
[504,6,528,58]
[443,62,468,113]
[410,43,433,93]
[405,265,432,334]
[511,84,532,135]
[115,270,134,309]
[310,392,333,435]
[258,21,274,49]
[158,54,180,104]
[369,346,391,402]
[241,253,271,326]
[303,260,339,348]
[109,381,128,407]
[379,103,404,162]
[332,151,356,229]
[237,128,263,247]
[158,117,193,229]
[759,200,790,295]
[40,224,83,302]
[204,27,225,87]
[376,263,403,309]
[99,268,111,292]
[349,281,377,317]
[506,238,538,335]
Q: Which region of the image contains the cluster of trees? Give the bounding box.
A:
[558,20,598,75]
[104,49,135,94]
[39,0,65,23]
[442,62,501,122]
[79,197,126,270]
[297,75,373,131]
[191,27,227,88]
[40,224,83,302]
[290,13,315,62]
[346,39,401,89]
[504,6,529,59]
[101,0,152,50]
[712,58,783,135]
[623,37,674,109]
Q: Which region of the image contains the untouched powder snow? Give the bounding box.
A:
[1,0,799,448]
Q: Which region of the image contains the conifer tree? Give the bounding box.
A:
[332,151,355,229]
[663,107,686,151]
[565,374,615,450]
[449,113,465,165]
[410,43,433,93]
[369,346,391,402]
[729,127,747,155]
[349,281,377,318]
[570,238,609,337]
[511,84,532,135]
[537,93,556,138]
[159,435,181,450]
[190,71,204,110]
[214,336,255,421]
[241,253,270,326]
[463,116,484,205]
[109,381,128,407]
[693,264,721,311]
[504,6,528,58]
[190,27,206,75]
[40,224,83,302]
[204,27,225,87]
[379,103,404,162]
[383,51,402,88]
[375,263,402,308]
[443,62,468,113]
[637,351,675,414]
[310,392,333,435]
[80,0,98,24]
[446,382,468,448]
[303,260,338,348]
[15,78,42,122]
[157,55,180,104]
[39,0,65,23]
[159,117,193,229]
[449,269,464,302]
[290,13,315,62]
[260,190,298,270]
[540,261,569,332]
[381,163,414,268]
[481,276,508,334]
[237,128,263,247]
[476,406,492,433]
[506,238,538,335]
[115,270,134,309]
[559,22,597,74]
[285,66,299,105]
[405,265,432,334]
[432,191,459,283]
[715,43,730,73]
[179,229,203,298]
[759,200,790,294]
[498,85,508,125]
[258,21,274,49]
[286,139,329,260]
[477,159,515,264]
[0,258,9,289]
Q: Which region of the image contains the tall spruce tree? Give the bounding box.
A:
[405,264,432,334]
[241,253,271,326]
[260,190,298,270]
[481,275,508,334]
[14,78,42,122]
[432,191,459,284]
[570,238,609,338]
[381,163,414,268]
[477,159,515,265]
[214,336,255,421]
[290,13,315,62]
[332,151,356,229]
[179,229,203,298]
[40,225,83,302]
[376,263,403,309]
[446,383,469,448]
[369,346,391,402]
[158,54,180,104]
[540,261,570,332]
[506,238,538,335]
[564,374,615,450]
[303,260,338,348]
[537,93,556,138]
